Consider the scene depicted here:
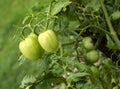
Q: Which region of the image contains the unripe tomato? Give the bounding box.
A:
[82,37,94,51]
[90,65,100,77]
[19,33,44,60]
[38,30,58,52]
[86,50,99,63]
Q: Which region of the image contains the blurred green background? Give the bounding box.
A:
[0,0,39,89]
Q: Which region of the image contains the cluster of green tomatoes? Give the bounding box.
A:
[82,37,119,89]
[19,29,58,60]
[82,37,100,77]
[82,37,99,64]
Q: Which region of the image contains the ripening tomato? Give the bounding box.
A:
[19,33,44,60]
[38,30,58,52]
[86,50,99,63]
[82,37,94,51]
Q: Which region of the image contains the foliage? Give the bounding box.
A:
[15,0,120,89]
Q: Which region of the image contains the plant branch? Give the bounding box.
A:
[62,25,110,46]
[62,39,81,46]
[77,25,111,38]
[98,0,120,49]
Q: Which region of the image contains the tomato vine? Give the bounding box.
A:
[16,0,120,89]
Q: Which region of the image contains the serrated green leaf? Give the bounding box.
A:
[111,11,120,20]
[18,55,26,65]
[75,62,88,72]
[67,72,90,82]
[20,75,36,89]
[85,0,100,12]
[31,0,52,12]
[68,20,80,30]
[50,0,71,16]
[39,56,50,74]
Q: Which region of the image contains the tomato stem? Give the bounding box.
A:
[45,1,53,29]
[22,24,33,38]
[98,0,120,49]
[62,25,110,46]
[78,25,110,38]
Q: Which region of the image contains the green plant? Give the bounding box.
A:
[15,0,120,89]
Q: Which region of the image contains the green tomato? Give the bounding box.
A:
[86,50,99,63]
[19,33,44,60]
[90,65,100,77]
[112,86,119,89]
[38,30,58,52]
[82,37,94,51]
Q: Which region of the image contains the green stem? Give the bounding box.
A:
[98,0,120,49]
[21,24,34,39]
[46,0,53,29]
[62,39,81,46]
[76,25,111,39]
[62,25,110,46]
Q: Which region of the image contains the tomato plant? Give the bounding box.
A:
[16,0,120,89]
[19,33,44,60]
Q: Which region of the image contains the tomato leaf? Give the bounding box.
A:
[106,35,116,49]
[68,20,80,30]
[111,11,120,20]
[20,75,36,89]
[80,0,100,12]
[18,55,26,65]
[50,0,71,16]
[85,0,100,12]
[67,72,90,82]
[39,56,50,73]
